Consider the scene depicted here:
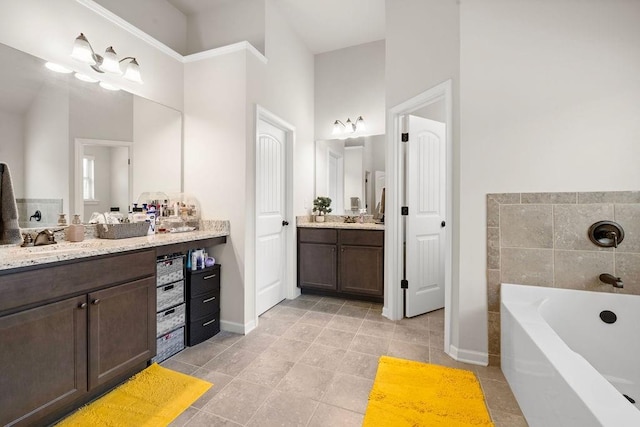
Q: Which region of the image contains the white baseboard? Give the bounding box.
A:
[220,319,255,335]
[448,345,489,366]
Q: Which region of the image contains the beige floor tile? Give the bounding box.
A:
[161,358,199,375]
[206,330,243,347]
[261,337,311,362]
[190,368,234,409]
[254,317,294,336]
[276,363,335,400]
[171,342,228,367]
[337,351,380,380]
[429,329,444,349]
[202,347,260,376]
[231,332,277,353]
[427,308,445,318]
[269,306,308,322]
[480,377,524,416]
[387,340,430,363]
[428,348,472,370]
[184,411,242,426]
[238,353,295,388]
[393,324,430,345]
[358,319,396,339]
[491,409,529,427]
[281,322,324,342]
[473,364,507,382]
[397,313,430,329]
[168,406,199,426]
[202,379,271,424]
[309,301,343,314]
[428,315,445,332]
[297,294,323,302]
[349,334,390,357]
[299,343,346,371]
[364,309,397,324]
[315,328,356,350]
[336,305,369,319]
[246,390,318,427]
[344,299,373,308]
[326,315,364,333]
[308,403,364,427]
[278,298,319,310]
[319,296,347,306]
[322,373,374,414]
[297,311,334,327]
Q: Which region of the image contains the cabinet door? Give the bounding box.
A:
[298,242,337,290]
[0,296,87,427]
[339,245,384,297]
[88,277,156,389]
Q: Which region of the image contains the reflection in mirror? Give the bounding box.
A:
[315,135,385,215]
[0,41,182,227]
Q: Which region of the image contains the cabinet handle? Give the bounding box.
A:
[163,284,175,291]
[91,299,100,305]
[163,309,175,316]
[202,296,217,303]
[78,302,87,309]
[203,274,216,280]
[202,319,216,327]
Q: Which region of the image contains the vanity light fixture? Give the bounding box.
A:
[71,33,143,84]
[332,116,365,136]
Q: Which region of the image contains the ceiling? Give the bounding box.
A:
[167,0,386,54]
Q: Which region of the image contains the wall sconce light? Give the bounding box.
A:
[332,116,365,135]
[70,33,143,84]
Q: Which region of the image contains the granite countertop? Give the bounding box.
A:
[0,219,229,271]
[296,216,384,231]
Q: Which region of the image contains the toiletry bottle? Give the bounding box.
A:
[191,251,197,271]
[65,214,85,242]
[132,207,146,223]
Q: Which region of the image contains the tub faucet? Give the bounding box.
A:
[599,273,623,288]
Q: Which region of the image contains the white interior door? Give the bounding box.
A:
[256,119,287,315]
[405,115,447,317]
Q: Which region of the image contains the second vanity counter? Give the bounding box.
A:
[296,216,384,231]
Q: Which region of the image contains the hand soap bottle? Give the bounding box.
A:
[65,214,85,242]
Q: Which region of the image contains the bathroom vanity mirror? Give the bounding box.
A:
[315,134,385,215]
[0,41,182,226]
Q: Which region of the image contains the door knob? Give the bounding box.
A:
[441,221,446,227]
[91,299,100,305]
[282,220,289,226]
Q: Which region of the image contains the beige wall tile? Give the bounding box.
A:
[554,250,615,291]
[487,193,521,204]
[488,312,500,356]
[521,192,577,204]
[614,204,640,253]
[554,204,614,251]
[487,197,500,227]
[487,269,501,313]
[501,205,553,248]
[616,253,640,295]
[578,191,640,204]
[501,248,553,286]
[487,227,500,269]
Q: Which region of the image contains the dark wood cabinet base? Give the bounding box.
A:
[300,288,383,303]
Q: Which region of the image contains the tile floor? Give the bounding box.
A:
[164,294,528,426]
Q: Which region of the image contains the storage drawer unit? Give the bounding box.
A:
[153,327,185,364]
[154,254,186,362]
[186,265,221,346]
[157,280,185,312]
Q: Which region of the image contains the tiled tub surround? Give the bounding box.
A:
[16,198,63,228]
[487,191,640,366]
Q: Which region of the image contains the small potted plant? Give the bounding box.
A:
[313,196,332,222]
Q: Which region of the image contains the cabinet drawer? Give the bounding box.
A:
[189,265,221,297]
[157,280,185,312]
[156,303,186,337]
[187,311,220,346]
[156,255,184,286]
[189,290,220,320]
[298,228,337,244]
[152,327,184,363]
[340,229,384,246]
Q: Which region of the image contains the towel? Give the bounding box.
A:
[0,163,22,245]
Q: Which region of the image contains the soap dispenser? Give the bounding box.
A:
[65,215,85,242]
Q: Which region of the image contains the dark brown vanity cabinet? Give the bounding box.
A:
[0,250,156,427]
[297,227,384,301]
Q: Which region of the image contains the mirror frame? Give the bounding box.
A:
[74,138,133,220]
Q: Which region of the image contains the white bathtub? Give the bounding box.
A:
[501,283,640,427]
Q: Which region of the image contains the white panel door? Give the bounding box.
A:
[256,120,287,315]
[405,115,447,317]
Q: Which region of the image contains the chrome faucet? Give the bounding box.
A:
[33,229,56,246]
[599,273,623,288]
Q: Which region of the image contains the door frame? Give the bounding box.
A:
[385,80,453,356]
[254,105,296,327]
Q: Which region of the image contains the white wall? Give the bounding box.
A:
[186,0,265,55]
[458,0,640,356]
[315,40,385,140]
[133,96,182,198]
[0,0,184,110]
[93,0,188,54]
[110,145,129,214]
[83,145,111,216]
[23,82,69,215]
[344,146,364,212]
[0,111,24,197]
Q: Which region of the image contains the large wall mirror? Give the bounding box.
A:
[315,135,385,215]
[0,41,182,227]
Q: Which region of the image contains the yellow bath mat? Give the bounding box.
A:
[56,363,212,427]
[363,356,494,427]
